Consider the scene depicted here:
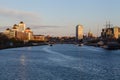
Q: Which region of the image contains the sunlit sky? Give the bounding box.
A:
[0,0,120,36]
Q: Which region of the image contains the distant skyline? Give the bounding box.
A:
[0,0,120,36]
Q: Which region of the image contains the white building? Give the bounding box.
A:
[76,24,83,41]
[12,24,19,31]
[4,21,28,40]
[4,28,16,38]
[18,21,26,32]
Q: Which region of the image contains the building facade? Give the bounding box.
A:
[4,21,33,41]
[88,31,93,38]
[33,35,45,41]
[18,21,26,32]
[101,26,120,39]
[24,27,33,40]
[76,24,83,41]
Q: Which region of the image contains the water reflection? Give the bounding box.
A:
[27,47,32,51]
[19,54,27,80]
[20,55,26,66]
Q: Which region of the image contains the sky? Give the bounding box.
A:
[0,0,120,36]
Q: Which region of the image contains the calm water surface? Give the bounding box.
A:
[0,44,120,80]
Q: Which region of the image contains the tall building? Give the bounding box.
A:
[76,24,83,41]
[18,21,26,32]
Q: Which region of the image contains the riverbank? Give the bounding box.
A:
[85,42,120,50]
[0,42,48,50]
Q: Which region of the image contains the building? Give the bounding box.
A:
[18,21,26,32]
[24,27,33,40]
[15,31,28,40]
[101,26,120,39]
[76,24,83,41]
[4,28,16,38]
[12,24,19,31]
[4,28,11,38]
[4,21,33,41]
[33,35,45,41]
[88,31,93,38]
[114,26,120,39]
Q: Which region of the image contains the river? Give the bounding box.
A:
[0,44,120,80]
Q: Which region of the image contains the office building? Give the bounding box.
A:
[76,24,83,41]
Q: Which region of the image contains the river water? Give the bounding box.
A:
[0,44,120,80]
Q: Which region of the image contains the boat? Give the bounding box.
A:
[49,44,53,46]
[78,43,84,46]
[103,42,120,50]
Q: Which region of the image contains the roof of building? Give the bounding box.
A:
[33,35,44,36]
[20,21,24,24]
[76,24,83,28]
[26,27,31,30]
[12,26,17,29]
[6,28,10,30]
[14,24,18,26]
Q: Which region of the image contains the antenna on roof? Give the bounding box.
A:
[109,21,110,28]
[105,21,113,28]
[105,21,108,28]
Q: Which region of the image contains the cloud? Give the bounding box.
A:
[0,8,41,23]
[28,25,63,29]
